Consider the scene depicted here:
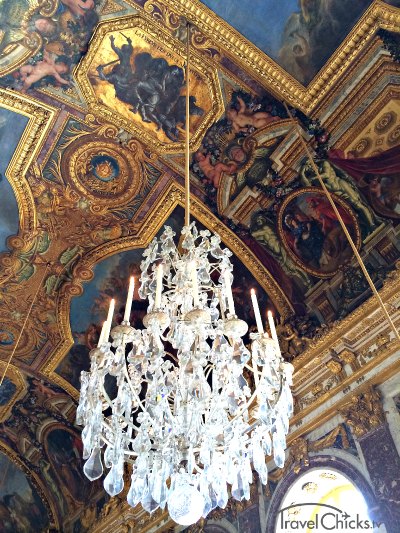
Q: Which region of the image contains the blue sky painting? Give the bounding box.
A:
[0,107,29,252]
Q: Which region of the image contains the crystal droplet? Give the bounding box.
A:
[83,447,103,481]
[103,464,124,496]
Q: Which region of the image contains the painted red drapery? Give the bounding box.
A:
[328,145,400,180]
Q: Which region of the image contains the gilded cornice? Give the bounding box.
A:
[290,337,400,433]
[292,267,400,378]
[155,0,400,113]
[311,37,385,121]
[0,90,56,236]
[90,500,174,533]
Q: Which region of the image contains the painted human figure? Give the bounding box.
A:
[60,0,94,17]
[19,50,69,92]
[226,95,279,134]
[250,213,311,287]
[194,151,238,188]
[284,213,326,268]
[305,196,353,233]
[300,159,378,231]
[364,174,400,216]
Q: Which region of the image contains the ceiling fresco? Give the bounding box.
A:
[0,0,399,530]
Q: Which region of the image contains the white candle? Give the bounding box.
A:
[155,264,163,308]
[104,298,115,340]
[123,276,135,323]
[251,289,264,334]
[190,262,200,307]
[267,310,281,355]
[224,270,235,316]
[267,310,278,342]
[98,321,107,346]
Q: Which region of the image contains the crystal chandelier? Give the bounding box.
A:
[76,26,294,526]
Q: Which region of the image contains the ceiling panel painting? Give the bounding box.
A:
[0,451,50,533]
[0,107,29,253]
[200,0,400,85]
[76,15,224,153]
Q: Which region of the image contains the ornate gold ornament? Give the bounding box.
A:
[61,138,143,209]
[339,387,386,438]
[0,362,26,422]
[269,424,350,482]
[326,359,343,375]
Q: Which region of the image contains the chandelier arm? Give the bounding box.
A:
[204,363,214,380]
[243,363,264,377]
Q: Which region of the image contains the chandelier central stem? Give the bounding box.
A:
[185,22,191,227]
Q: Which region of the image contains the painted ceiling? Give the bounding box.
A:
[0,0,399,531]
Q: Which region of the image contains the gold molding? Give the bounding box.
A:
[155,0,400,113]
[0,89,57,236]
[0,362,26,422]
[75,13,224,155]
[42,181,294,397]
[334,85,400,151]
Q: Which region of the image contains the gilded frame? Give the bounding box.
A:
[0,441,59,530]
[0,89,56,237]
[277,187,361,278]
[0,362,26,422]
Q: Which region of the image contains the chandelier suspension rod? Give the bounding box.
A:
[185,22,191,227]
[0,262,50,387]
[283,101,400,341]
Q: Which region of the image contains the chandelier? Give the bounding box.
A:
[77,26,294,526]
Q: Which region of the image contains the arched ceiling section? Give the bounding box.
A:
[0,0,399,529]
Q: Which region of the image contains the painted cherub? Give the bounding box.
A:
[226,95,279,133]
[194,151,238,188]
[18,50,70,92]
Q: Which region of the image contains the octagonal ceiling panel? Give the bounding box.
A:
[76,15,224,154]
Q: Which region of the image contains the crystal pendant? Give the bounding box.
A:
[83,447,103,481]
[141,481,159,514]
[168,476,204,526]
[103,464,124,496]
